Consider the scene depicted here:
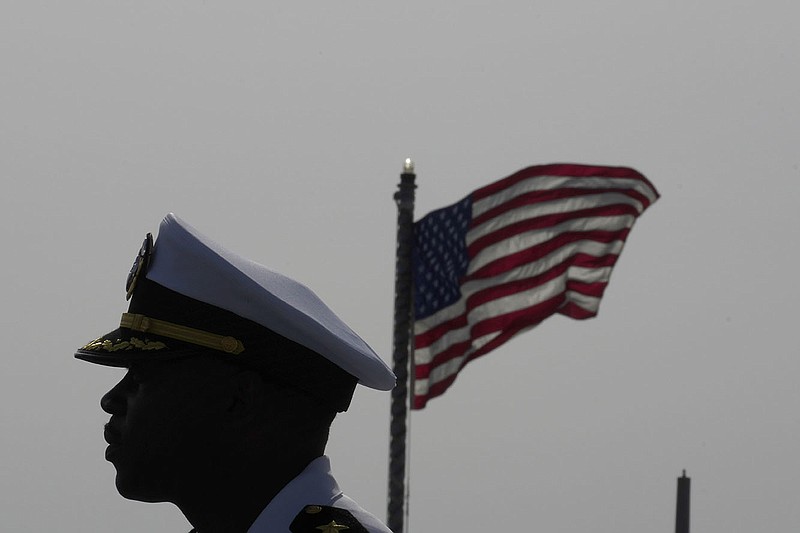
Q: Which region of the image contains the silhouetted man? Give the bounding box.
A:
[76,214,395,533]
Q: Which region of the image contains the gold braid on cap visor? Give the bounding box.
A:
[120,313,245,355]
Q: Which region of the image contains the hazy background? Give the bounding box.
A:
[2,1,798,531]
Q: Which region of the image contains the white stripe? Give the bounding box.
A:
[568,265,613,285]
[473,175,657,218]
[563,290,602,314]
[466,192,645,247]
[414,376,430,396]
[471,330,502,353]
[468,215,634,276]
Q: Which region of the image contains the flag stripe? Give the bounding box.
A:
[474,175,657,220]
[472,164,657,203]
[472,187,649,230]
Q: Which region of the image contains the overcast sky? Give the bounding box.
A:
[2,1,799,532]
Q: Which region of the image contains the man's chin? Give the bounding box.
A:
[113,467,171,503]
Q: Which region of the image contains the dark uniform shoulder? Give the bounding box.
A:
[290,505,370,533]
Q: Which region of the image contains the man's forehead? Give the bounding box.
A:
[126,355,222,376]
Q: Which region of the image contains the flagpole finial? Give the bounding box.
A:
[403,158,415,174]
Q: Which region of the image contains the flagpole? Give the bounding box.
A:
[675,470,691,533]
[387,158,416,533]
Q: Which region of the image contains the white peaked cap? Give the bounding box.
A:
[146,213,395,391]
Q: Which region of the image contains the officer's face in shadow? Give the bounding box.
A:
[100,355,240,503]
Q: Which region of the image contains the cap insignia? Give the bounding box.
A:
[81,337,167,352]
[126,233,153,300]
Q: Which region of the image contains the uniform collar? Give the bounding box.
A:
[246,455,342,533]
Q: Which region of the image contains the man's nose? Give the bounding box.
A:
[100,378,128,414]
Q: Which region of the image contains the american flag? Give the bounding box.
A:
[411,164,659,409]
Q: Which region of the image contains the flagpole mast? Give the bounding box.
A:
[675,470,691,533]
[387,158,416,533]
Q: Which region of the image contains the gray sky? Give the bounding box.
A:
[2,1,798,532]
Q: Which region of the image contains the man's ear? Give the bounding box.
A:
[226,369,268,423]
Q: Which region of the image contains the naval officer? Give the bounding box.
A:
[75,213,395,533]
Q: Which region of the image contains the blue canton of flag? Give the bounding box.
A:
[412,196,472,320]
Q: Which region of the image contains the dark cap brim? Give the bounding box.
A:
[74,326,204,367]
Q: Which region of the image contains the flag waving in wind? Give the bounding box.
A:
[411,164,659,409]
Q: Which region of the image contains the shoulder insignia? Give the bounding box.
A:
[290,505,369,533]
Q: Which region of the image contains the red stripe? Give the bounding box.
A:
[558,301,597,320]
[621,189,655,211]
[472,164,657,202]
[472,187,649,228]
[567,280,609,298]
